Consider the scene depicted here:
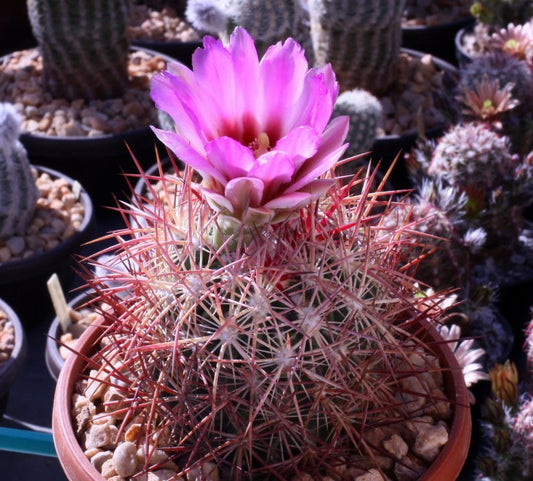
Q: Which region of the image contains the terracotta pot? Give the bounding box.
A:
[0,297,27,420]
[0,165,95,325]
[52,318,471,481]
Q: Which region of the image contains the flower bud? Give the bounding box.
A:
[482,397,506,426]
[492,427,512,454]
[477,455,498,477]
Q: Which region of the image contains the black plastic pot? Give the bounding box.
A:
[402,17,474,66]
[0,297,27,419]
[0,166,96,325]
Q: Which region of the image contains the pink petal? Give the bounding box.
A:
[205,136,257,182]
[287,65,338,135]
[249,151,295,188]
[151,127,226,185]
[258,38,310,139]
[225,177,265,212]
[263,191,313,209]
[151,71,205,150]
[192,36,242,139]
[274,126,320,171]
[227,28,262,138]
[201,188,236,214]
[286,116,349,193]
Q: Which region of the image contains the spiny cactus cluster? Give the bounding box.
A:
[76,160,463,481]
[0,103,39,240]
[476,360,532,481]
[185,0,312,58]
[409,122,532,275]
[26,0,132,101]
[307,0,406,94]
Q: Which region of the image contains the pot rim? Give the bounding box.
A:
[0,297,27,399]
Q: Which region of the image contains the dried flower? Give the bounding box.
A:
[151,27,348,226]
[489,360,520,408]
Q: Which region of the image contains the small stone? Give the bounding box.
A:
[412,420,449,461]
[84,422,119,450]
[113,441,138,478]
[354,469,385,481]
[5,236,26,256]
[383,434,409,460]
[91,450,114,472]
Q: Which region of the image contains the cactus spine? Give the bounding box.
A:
[307,0,406,94]
[0,104,39,240]
[26,0,132,101]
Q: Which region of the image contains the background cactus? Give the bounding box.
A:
[185,0,312,58]
[332,88,383,161]
[0,103,39,240]
[307,0,406,94]
[26,0,132,101]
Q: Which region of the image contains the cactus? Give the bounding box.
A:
[0,103,39,240]
[307,0,406,94]
[26,0,132,101]
[332,88,383,160]
[185,0,312,58]
[76,161,465,481]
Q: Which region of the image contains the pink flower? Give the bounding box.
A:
[151,27,348,226]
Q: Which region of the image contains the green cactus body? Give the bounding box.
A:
[0,104,39,240]
[333,88,383,160]
[26,0,131,101]
[308,0,406,94]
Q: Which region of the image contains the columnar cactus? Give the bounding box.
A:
[307,0,406,94]
[26,0,132,101]
[0,103,39,240]
[185,0,312,58]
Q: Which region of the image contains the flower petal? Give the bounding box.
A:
[287,116,349,193]
[263,191,313,209]
[286,65,338,135]
[151,127,225,185]
[225,177,265,213]
[259,38,310,139]
[249,151,295,189]
[274,126,320,171]
[205,136,257,182]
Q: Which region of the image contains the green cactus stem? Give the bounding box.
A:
[308,0,406,94]
[26,0,132,101]
[0,103,39,240]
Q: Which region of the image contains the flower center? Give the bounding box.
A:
[250,132,271,158]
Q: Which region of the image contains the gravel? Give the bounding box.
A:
[0,168,86,263]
